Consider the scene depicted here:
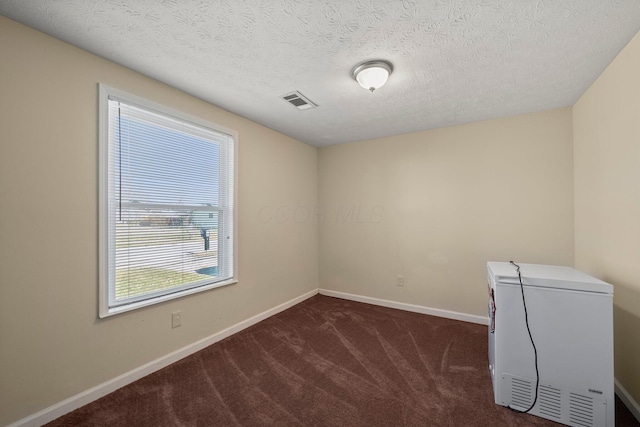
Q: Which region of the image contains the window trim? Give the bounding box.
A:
[98,84,238,318]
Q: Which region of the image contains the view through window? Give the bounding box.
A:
[99,85,236,316]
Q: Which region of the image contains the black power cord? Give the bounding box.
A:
[508,260,539,414]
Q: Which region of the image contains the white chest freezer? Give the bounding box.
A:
[487,262,614,427]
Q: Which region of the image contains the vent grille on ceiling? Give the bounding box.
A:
[281,91,317,110]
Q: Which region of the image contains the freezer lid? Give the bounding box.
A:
[487,262,613,294]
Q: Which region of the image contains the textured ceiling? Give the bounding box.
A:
[1,1,639,147]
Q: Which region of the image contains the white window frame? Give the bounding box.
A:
[98,84,238,318]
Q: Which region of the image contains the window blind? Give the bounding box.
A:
[105,95,234,310]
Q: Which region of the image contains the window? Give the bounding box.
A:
[99,85,236,317]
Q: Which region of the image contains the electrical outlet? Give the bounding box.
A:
[397,275,405,287]
[172,311,182,328]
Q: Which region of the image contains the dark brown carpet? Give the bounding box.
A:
[47,295,638,426]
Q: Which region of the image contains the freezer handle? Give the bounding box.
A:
[489,288,496,333]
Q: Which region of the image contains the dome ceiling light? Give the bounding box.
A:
[352,60,393,92]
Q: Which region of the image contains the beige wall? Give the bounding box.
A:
[0,17,318,425]
[319,109,574,317]
[574,32,640,406]
[5,11,638,425]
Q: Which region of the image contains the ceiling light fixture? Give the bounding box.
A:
[352,60,393,92]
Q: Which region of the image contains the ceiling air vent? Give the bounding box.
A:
[281,91,317,110]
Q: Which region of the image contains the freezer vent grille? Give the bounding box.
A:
[569,393,595,427]
[502,374,607,426]
[510,377,534,410]
[538,385,562,421]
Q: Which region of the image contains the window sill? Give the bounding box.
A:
[99,278,238,318]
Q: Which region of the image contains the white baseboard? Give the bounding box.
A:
[8,289,318,427]
[616,378,640,423]
[318,289,489,326]
[14,288,639,426]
